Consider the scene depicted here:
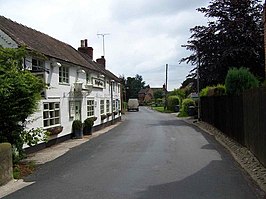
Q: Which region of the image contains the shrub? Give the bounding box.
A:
[83,117,96,128]
[72,120,82,131]
[225,67,259,95]
[179,98,195,117]
[167,96,179,111]
[200,84,226,97]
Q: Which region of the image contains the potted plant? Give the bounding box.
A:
[107,112,112,117]
[83,117,95,135]
[72,120,83,138]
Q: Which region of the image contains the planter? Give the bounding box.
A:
[107,113,112,117]
[83,126,92,135]
[72,120,83,139]
[47,126,63,135]
[74,129,83,139]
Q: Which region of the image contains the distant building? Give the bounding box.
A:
[138,85,166,105]
[0,16,121,151]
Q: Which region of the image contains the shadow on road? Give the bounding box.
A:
[136,160,259,199]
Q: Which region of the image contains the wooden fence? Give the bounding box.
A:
[200,87,266,167]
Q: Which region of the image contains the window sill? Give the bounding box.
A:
[59,83,70,86]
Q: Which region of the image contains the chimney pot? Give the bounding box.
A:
[80,40,85,47]
[84,39,88,47]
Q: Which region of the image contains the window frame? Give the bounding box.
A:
[59,66,69,84]
[87,99,95,117]
[43,102,60,128]
[100,100,105,115]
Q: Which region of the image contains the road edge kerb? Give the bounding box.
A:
[183,118,266,195]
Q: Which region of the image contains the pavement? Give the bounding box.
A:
[0,121,122,198]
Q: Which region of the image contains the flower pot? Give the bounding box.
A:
[83,126,92,135]
[74,129,83,139]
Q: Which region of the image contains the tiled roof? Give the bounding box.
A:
[0,15,118,78]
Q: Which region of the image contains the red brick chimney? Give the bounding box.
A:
[78,39,93,60]
[96,56,106,69]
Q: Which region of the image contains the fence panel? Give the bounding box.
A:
[200,88,266,167]
[243,88,266,166]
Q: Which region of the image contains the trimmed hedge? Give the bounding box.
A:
[179,98,195,117]
[167,96,179,111]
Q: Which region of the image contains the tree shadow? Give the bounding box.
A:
[136,160,259,199]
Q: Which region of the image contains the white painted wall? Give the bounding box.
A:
[25,57,121,147]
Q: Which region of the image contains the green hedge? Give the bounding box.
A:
[179,98,195,117]
[167,96,179,111]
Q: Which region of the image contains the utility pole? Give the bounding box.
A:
[165,64,168,91]
[97,33,110,57]
[164,64,168,110]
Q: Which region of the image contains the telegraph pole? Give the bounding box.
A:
[97,33,110,57]
[164,64,168,110]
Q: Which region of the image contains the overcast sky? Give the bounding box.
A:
[0,0,210,90]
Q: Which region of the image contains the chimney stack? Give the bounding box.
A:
[78,39,93,60]
[96,56,106,69]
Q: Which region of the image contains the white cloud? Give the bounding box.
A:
[0,0,209,90]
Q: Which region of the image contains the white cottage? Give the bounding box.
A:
[0,16,122,152]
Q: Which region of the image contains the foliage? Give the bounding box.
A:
[180,0,264,89]
[153,89,164,100]
[153,106,173,113]
[0,47,46,161]
[83,117,96,128]
[168,89,186,107]
[179,98,196,117]
[167,96,179,111]
[125,74,146,100]
[225,67,259,95]
[200,84,226,97]
[72,120,83,130]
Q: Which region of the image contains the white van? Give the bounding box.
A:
[127,99,139,112]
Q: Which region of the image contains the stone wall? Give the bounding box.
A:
[0,143,13,186]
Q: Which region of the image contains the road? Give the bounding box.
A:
[3,107,261,198]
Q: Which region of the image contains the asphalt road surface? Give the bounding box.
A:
[3,107,262,199]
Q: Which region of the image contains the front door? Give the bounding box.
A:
[74,101,81,121]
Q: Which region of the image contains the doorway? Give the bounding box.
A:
[74,101,81,121]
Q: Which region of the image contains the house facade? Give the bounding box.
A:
[0,16,121,151]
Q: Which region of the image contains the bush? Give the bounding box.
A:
[179,98,195,117]
[200,84,226,97]
[225,67,259,95]
[83,117,96,128]
[72,120,82,131]
[167,96,179,111]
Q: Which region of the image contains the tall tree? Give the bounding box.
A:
[181,0,265,89]
[125,74,145,100]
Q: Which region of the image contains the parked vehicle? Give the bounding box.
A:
[127,99,139,112]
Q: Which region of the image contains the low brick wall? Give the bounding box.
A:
[0,143,13,186]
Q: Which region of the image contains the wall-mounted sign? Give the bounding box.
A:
[92,78,105,89]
